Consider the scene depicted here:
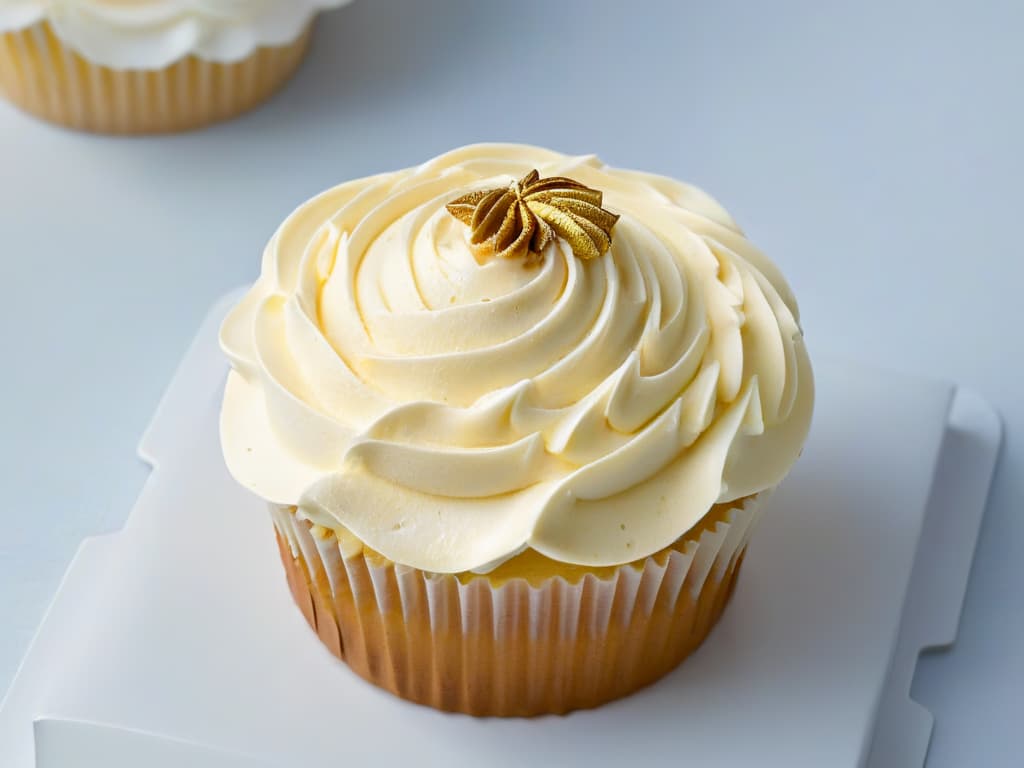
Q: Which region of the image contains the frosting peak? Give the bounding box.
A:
[220,143,814,573]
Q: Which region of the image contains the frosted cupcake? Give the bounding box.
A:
[220,144,814,716]
[0,1,349,133]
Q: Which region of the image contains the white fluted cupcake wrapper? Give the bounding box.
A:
[0,22,311,133]
[270,494,762,716]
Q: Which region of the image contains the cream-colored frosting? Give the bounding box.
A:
[219,144,814,573]
[0,0,350,68]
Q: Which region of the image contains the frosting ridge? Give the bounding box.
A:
[220,143,814,572]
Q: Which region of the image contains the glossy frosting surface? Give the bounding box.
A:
[220,144,814,572]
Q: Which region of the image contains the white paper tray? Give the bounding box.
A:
[0,292,1001,767]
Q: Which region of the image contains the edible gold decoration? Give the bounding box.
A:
[446,170,620,264]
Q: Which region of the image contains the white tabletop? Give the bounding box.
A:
[1,1,1020,765]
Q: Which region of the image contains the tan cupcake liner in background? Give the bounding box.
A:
[0,21,311,134]
[271,495,761,717]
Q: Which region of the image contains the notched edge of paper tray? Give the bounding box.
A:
[865,389,1002,768]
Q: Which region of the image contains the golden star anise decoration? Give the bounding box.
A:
[446,170,620,265]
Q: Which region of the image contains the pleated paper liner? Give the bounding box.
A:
[0,21,311,134]
[272,494,762,717]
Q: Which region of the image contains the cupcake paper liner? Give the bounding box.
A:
[271,495,761,717]
[0,21,311,133]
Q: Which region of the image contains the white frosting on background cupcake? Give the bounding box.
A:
[220,144,814,573]
[0,0,351,68]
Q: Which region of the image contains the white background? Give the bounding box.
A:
[0,1,1020,765]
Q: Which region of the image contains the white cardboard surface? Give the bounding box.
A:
[867,389,1001,766]
[0,292,1001,767]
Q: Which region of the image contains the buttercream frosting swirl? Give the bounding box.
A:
[0,0,350,68]
[220,143,814,573]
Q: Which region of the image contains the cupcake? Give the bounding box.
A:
[0,0,349,134]
[220,144,814,716]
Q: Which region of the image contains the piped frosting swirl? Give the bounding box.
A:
[220,143,813,573]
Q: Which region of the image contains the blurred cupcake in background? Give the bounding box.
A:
[0,1,350,134]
